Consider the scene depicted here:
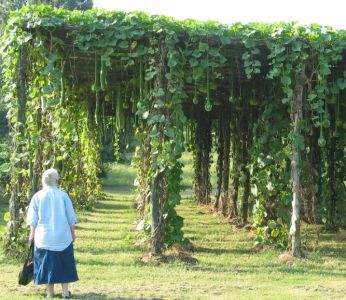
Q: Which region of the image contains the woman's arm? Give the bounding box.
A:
[64,192,78,242]
[27,195,38,242]
[70,225,76,242]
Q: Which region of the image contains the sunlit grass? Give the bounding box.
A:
[0,155,345,299]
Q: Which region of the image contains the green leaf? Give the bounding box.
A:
[320,62,331,76]
[198,42,209,51]
[4,211,10,222]
[119,40,129,49]
[164,128,175,138]
[281,75,291,86]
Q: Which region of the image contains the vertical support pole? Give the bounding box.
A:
[5,47,28,253]
[240,96,250,224]
[290,64,305,258]
[149,38,168,256]
[215,117,223,209]
[30,99,43,196]
[219,101,231,215]
[228,118,239,218]
[193,107,212,204]
[328,105,337,229]
[150,170,164,255]
[134,128,151,219]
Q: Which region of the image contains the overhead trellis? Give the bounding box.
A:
[1,4,345,257]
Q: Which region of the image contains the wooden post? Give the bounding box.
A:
[290,64,305,258]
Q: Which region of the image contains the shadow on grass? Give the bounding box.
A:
[84,220,133,225]
[96,202,130,210]
[316,246,346,259]
[76,227,124,233]
[193,246,254,255]
[73,293,162,300]
[92,210,133,216]
[188,262,346,278]
[102,185,135,195]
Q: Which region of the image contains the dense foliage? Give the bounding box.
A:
[1,4,345,256]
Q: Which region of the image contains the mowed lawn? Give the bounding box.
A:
[0,153,345,299]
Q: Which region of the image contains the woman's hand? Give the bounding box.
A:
[71,225,76,242]
[28,225,35,243]
[28,231,35,243]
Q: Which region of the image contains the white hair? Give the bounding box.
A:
[42,168,59,187]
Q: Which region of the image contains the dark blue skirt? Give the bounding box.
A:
[34,242,79,285]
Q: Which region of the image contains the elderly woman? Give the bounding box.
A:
[26,168,78,299]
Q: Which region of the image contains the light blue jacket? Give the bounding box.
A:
[26,186,77,251]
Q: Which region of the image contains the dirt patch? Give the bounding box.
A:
[141,244,198,265]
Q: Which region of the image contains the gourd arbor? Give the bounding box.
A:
[1,5,345,257]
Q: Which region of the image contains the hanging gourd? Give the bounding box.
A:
[60,60,66,105]
[139,58,143,101]
[193,79,198,104]
[131,89,136,114]
[116,86,125,132]
[100,59,107,91]
[249,89,258,106]
[91,52,100,93]
[123,84,130,109]
[228,68,235,103]
[334,94,341,137]
[95,94,100,126]
[102,98,106,136]
[318,113,326,147]
[204,50,212,112]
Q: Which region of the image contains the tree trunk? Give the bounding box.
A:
[289,65,305,258]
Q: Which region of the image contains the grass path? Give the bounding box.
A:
[0,163,345,299]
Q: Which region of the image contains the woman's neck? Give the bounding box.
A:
[42,184,58,190]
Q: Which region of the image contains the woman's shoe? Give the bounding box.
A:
[62,291,71,299]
